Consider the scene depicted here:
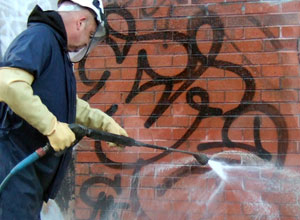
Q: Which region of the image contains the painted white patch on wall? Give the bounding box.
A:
[0,0,57,59]
[41,199,64,220]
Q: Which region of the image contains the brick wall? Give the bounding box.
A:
[73,0,300,219]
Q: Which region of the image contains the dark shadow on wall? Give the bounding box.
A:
[55,155,76,218]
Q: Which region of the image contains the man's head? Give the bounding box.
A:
[57,0,106,62]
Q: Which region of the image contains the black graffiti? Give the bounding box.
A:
[79,174,129,220]
[77,2,289,219]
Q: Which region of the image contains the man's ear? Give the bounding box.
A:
[76,17,87,31]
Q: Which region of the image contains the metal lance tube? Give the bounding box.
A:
[84,125,210,165]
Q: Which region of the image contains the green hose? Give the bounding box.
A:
[0,143,51,193]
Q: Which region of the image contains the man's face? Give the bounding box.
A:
[67,15,97,53]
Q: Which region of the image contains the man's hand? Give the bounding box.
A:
[47,122,76,151]
[76,97,128,149]
[103,119,128,149]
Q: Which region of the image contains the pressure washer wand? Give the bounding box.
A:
[0,124,209,193]
[85,125,210,165]
[58,124,209,165]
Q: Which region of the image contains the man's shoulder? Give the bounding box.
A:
[27,23,57,37]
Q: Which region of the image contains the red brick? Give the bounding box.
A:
[243,179,268,192]
[208,3,243,15]
[88,69,121,80]
[121,68,138,80]
[156,18,188,31]
[224,28,244,40]
[140,199,173,211]
[206,128,222,141]
[222,40,263,53]
[207,78,244,91]
[283,116,299,128]
[104,81,133,92]
[282,26,300,38]
[140,6,170,18]
[135,19,155,31]
[227,128,243,141]
[156,116,190,127]
[262,192,297,204]
[106,55,137,68]
[174,128,206,140]
[280,52,299,64]
[156,41,186,55]
[225,91,251,102]
[282,1,300,12]
[215,54,243,64]
[172,5,206,18]
[147,55,173,67]
[223,203,242,215]
[89,92,122,104]
[75,175,92,186]
[130,43,157,56]
[209,91,226,102]
[150,128,174,140]
[283,154,300,166]
[262,65,299,77]
[245,27,280,39]
[157,188,190,201]
[264,39,298,52]
[192,0,223,3]
[75,208,91,220]
[281,77,300,89]
[76,82,95,93]
[75,163,90,175]
[256,78,280,90]
[85,57,105,69]
[227,15,263,28]
[139,104,171,116]
[264,14,300,26]
[172,55,189,67]
[202,66,225,78]
[123,116,150,128]
[152,67,190,78]
[245,2,280,14]
[89,45,115,57]
[280,205,300,217]
[90,164,122,175]
[76,152,101,163]
[280,103,300,115]
[262,90,298,102]
[123,92,155,104]
[245,53,279,65]
[172,103,200,115]
[243,203,279,215]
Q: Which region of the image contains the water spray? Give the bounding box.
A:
[0,124,209,193]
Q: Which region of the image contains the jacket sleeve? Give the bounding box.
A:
[76,97,128,145]
[0,67,57,135]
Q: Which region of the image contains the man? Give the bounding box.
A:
[0,0,127,219]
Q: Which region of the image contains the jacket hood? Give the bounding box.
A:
[27,5,67,50]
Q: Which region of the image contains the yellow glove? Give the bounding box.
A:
[0,67,75,151]
[47,121,76,151]
[76,97,128,148]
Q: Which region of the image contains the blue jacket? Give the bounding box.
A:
[0,6,76,200]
